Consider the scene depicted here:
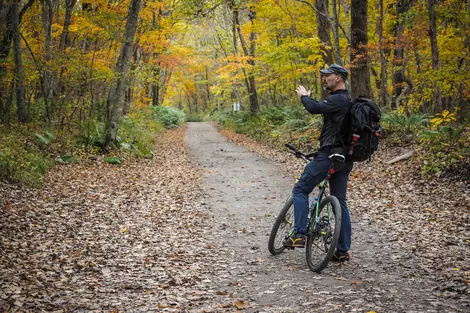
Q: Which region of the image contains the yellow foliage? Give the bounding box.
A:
[430,110,457,127]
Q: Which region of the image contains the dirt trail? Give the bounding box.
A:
[186,122,468,313]
[1,124,467,313]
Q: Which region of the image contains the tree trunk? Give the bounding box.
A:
[104,0,141,149]
[342,0,351,44]
[331,0,342,65]
[295,0,333,98]
[152,63,160,106]
[205,65,211,103]
[12,0,27,123]
[231,4,238,55]
[393,0,412,108]
[427,0,442,111]
[195,78,200,113]
[234,5,259,114]
[0,3,12,123]
[350,0,372,98]
[377,0,389,108]
[315,0,333,65]
[59,0,76,52]
[159,66,172,106]
[42,0,53,122]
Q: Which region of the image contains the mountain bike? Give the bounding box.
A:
[268,144,343,273]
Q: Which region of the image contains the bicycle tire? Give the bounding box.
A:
[305,195,342,273]
[268,196,294,255]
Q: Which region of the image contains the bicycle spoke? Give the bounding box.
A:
[305,196,342,273]
[268,197,295,255]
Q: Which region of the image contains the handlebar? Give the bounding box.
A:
[285,143,314,162]
[285,143,346,163]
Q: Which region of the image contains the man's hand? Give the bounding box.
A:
[295,85,311,98]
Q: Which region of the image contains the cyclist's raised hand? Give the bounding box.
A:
[295,85,311,98]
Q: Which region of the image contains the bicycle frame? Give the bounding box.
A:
[285,144,344,237]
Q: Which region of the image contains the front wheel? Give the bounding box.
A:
[268,196,294,255]
[305,195,342,273]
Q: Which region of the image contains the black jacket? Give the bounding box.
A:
[300,89,351,149]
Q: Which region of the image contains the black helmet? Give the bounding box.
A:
[320,64,348,80]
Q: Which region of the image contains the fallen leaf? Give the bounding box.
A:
[234,300,249,310]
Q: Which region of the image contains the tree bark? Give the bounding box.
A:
[427,0,441,111]
[377,0,389,108]
[104,0,141,149]
[393,0,412,108]
[152,63,160,106]
[233,5,259,114]
[59,0,76,52]
[12,0,27,123]
[0,3,12,123]
[0,0,34,123]
[331,0,342,65]
[315,0,333,65]
[350,0,372,98]
[42,0,53,122]
[295,0,333,98]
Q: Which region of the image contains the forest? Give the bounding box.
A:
[1,1,469,311]
[0,0,469,185]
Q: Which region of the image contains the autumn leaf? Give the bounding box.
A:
[234,300,249,310]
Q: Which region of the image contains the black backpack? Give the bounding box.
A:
[343,96,382,162]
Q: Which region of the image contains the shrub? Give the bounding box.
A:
[151,105,185,129]
[382,111,428,132]
[118,108,163,158]
[381,111,428,144]
[185,113,205,122]
[418,113,469,178]
[216,105,321,150]
[76,119,106,148]
[74,107,163,158]
[0,127,51,187]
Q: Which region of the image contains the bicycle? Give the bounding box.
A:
[268,143,344,273]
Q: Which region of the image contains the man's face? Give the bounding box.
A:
[322,73,340,91]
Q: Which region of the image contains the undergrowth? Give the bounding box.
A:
[216,105,322,151]
[217,107,469,180]
[0,105,185,186]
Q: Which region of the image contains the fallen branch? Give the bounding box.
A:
[386,150,414,164]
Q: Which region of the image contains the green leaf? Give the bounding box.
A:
[44,131,56,142]
[120,142,132,150]
[104,157,123,164]
[59,154,74,163]
[35,131,56,145]
[35,133,50,145]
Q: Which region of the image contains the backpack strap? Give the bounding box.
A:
[332,93,353,152]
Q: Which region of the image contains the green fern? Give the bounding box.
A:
[104,156,123,164]
[35,131,56,145]
[382,112,428,132]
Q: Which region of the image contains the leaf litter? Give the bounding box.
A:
[0,125,468,312]
[0,127,242,312]
[218,127,469,309]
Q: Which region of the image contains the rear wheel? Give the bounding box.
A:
[305,195,341,273]
[268,196,294,255]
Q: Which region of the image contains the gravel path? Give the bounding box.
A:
[186,122,469,313]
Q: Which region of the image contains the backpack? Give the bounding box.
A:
[343,96,382,162]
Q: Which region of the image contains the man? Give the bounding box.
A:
[283,64,353,262]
